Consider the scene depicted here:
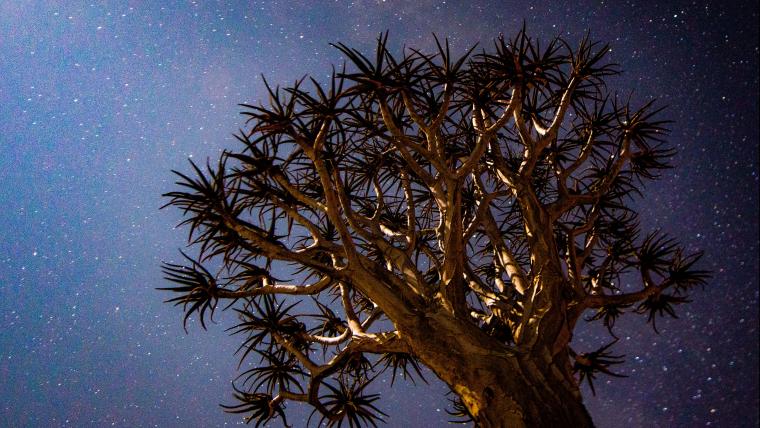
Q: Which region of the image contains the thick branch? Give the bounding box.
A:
[584,283,659,308]
[378,98,445,185]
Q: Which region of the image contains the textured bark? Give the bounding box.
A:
[397,309,593,428]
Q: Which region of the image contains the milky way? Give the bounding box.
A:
[1,1,757,426]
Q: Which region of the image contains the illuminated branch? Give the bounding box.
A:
[216,276,334,299]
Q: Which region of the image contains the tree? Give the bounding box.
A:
[161,30,708,427]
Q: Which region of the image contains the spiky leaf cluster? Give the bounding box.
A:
[572,341,627,396]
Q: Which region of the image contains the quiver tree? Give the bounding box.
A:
[161,30,708,427]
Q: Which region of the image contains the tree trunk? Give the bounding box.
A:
[398,310,594,428]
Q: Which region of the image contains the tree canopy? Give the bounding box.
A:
[161,30,708,426]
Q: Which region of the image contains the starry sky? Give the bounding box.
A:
[0,1,757,426]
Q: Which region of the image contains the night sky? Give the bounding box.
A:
[1,1,757,427]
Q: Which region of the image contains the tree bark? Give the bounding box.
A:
[397,309,594,428]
